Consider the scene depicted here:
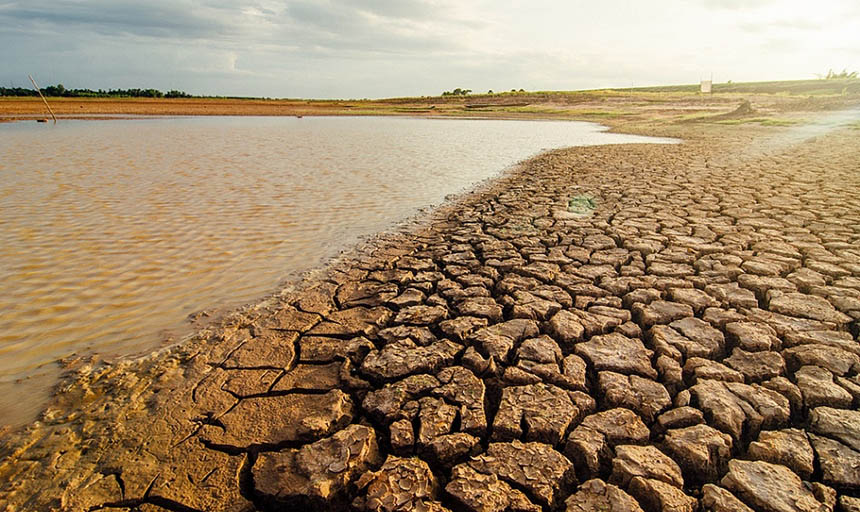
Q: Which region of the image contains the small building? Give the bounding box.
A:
[700,80,712,93]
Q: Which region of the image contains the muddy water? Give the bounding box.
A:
[0,116,676,426]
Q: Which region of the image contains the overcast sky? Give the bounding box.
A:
[1,0,858,98]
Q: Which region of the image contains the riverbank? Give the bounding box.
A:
[1,84,857,126]
[2,106,860,511]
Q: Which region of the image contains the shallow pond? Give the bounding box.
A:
[0,116,676,427]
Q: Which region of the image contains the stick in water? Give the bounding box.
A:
[28,75,57,123]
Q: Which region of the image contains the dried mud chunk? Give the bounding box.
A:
[623,288,663,309]
[670,317,725,356]
[547,310,586,346]
[390,419,415,454]
[378,325,437,346]
[353,456,449,512]
[663,424,732,484]
[649,323,722,362]
[597,372,671,423]
[424,433,480,467]
[492,383,585,445]
[667,287,720,314]
[809,406,860,452]
[795,365,853,409]
[308,306,392,336]
[564,478,644,512]
[745,307,834,337]
[456,441,574,508]
[627,477,697,512]
[254,424,381,509]
[648,261,695,278]
[446,464,540,512]
[261,305,322,332]
[655,407,704,432]
[700,484,754,512]
[574,333,657,379]
[389,288,427,309]
[721,459,831,512]
[201,390,354,449]
[394,305,449,326]
[511,290,562,321]
[439,316,488,343]
[769,293,852,325]
[705,282,759,309]
[702,308,747,329]
[337,281,400,308]
[787,268,828,291]
[783,344,860,376]
[362,374,440,423]
[610,445,683,488]
[841,496,860,512]
[724,349,785,383]
[416,397,458,445]
[517,335,561,363]
[453,297,502,323]
[269,362,340,392]
[656,355,684,396]
[469,319,540,362]
[298,336,375,364]
[434,366,487,435]
[633,300,693,328]
[725,322,781,352]
[223,330,298,369]
[747,429,814,479]
[361,339,461,381]
[683,358,744,384]
[783,330,860,356]
[689,379,789,441]
[564,408,650,478]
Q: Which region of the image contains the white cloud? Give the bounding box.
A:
[0,0,857,97]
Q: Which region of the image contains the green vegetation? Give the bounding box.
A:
[713,117,799,126]
[568,195,597,216]
[442,88,472,96]
[0,84,192,98]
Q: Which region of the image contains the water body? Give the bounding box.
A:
[0,116,676,427]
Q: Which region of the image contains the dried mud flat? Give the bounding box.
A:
[2,116,860,512]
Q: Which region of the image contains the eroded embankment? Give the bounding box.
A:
[1,120,860,512]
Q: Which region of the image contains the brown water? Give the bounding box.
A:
[0,116,676,427]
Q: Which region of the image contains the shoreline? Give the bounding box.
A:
[2,108,860,511]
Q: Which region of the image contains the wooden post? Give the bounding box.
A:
[28,75,57,123]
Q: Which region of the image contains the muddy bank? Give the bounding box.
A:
[2,116,860,511]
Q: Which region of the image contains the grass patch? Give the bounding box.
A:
[714,117,800,126]
[568,195,597,216]
[760,118,800,127]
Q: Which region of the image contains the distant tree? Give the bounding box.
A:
[488,89,494,94]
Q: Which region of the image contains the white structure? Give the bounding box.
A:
[700,80,712,93]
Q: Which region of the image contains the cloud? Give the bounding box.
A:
[700,0,777,10]
[0,1,235,39]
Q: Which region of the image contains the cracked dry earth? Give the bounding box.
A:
[3,120,860,512]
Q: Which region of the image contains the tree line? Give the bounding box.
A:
[0,84,193,98]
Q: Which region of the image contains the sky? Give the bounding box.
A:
[1,0,858,99]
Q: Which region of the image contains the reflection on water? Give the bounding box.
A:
[0,116,676,426]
